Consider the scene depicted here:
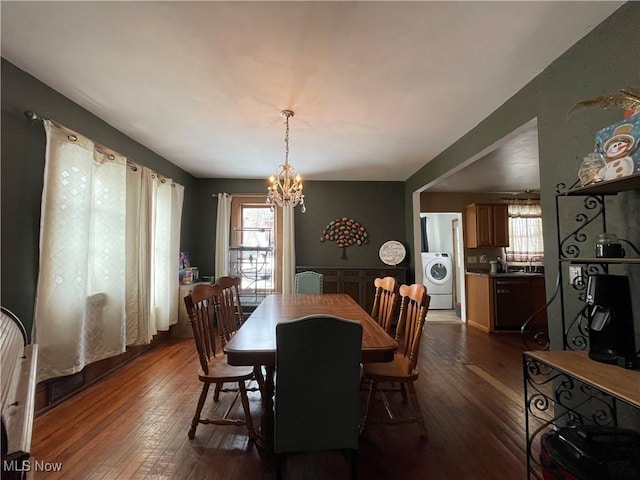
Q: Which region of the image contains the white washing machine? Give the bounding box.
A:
[421,252,454,309]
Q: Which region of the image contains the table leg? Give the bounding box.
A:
[255,365,275,452]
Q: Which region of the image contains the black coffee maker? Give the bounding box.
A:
[585,274,639,369]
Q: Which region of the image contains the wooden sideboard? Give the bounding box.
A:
[295,266,407,313]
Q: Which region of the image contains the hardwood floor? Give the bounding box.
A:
[30,324,530,479]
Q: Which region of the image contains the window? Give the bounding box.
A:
[505,203,544,263]
[230,196,283,301]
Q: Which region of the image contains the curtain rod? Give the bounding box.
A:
[211,193,267,198]
[25,110,177,187]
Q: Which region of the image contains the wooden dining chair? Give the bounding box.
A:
[213,277,264,399]
[361,283,431,438]
[216,275,245,331]
[183,283,255,441]
[370,276,399,334]
[294,271,324,294]
[275,315,362,479]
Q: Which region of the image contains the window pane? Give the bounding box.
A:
[235,206,275,294]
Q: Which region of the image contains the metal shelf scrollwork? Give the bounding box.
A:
[554,182,612,351]
[524,357,619,479]
[557,193,605,260]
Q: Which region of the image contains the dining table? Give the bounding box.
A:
[224,293,398,451]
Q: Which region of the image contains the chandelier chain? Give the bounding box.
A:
[284,114,290,167]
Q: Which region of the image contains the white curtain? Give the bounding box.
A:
[215,193,232,280]
[35,121,128,382]
[282,206,296,294]
[505,203,544,262]
[35,121,184,381]
[149,173,184,334]
[125,166,151,345]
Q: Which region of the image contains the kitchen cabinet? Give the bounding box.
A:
[494,276,546,330]
[295,266,406,313]
[465,273,493,332]
[464,203,509,248]
[465,273,546,332]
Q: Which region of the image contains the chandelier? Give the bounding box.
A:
[267,109,306,212]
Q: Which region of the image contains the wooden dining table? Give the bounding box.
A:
[224,293,397,451]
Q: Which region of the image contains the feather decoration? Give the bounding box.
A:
[567,87,640,118]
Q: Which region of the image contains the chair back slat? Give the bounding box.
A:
[217,276,244,340]
[184,284,222,375]
[395,284,430,372]
[371,277,399,333]
[214,277,240,346]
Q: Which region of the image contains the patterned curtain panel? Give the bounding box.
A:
[35,120,184,381]
[35,120,128,382]
[505,203,544,263]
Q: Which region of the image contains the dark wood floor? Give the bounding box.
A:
[30,323,530,479]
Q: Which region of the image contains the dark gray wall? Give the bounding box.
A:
[194,179,406,277]
[1,59,198,333]
[405,2,639,348]
[1,59,407,336]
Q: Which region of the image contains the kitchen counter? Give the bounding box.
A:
[466,270,544,278]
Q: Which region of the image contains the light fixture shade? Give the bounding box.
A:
[267,110,306,212]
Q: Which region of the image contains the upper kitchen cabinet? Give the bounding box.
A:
[465,203,509,248]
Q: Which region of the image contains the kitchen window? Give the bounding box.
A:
[505,203,544,263]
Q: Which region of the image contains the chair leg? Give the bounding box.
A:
[213,382,222,402]
[237,380,256,440]
[253,365,265,394]
[400,383,408,403]
[407,382,428,439]
[189,382,210,439]
[361,379,378,435]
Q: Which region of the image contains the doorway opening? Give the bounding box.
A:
[419,212,465,323]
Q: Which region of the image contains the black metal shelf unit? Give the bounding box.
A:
[554,172,640,351]
[522,173,640,480]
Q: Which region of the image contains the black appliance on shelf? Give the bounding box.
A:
[540,426,640,480]
[585,274,639,369]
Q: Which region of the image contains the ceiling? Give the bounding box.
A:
[424,118,541,194]
[1,1,623,192]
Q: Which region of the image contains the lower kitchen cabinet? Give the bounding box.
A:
[466,274,493,332]
[466,273,547,332]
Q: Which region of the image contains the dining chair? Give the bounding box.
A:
[183,283,255,441]
[214,277,264,399]
[370,276,399,334]
[361,283,431,438]
[294,271,324,294]
[274,315,362,479]
[216,276,245,333]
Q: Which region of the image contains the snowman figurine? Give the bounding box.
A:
[599,123,638,180]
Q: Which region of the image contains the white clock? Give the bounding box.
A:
[379,241,406,266]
